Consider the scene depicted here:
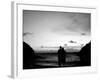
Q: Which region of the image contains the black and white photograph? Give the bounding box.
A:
[23,10,91,69]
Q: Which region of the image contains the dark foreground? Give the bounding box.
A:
[23,52,90,69]
[23,42,91,69]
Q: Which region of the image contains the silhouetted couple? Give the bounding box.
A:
[58,46,66,67]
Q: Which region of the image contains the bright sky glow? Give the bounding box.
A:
[23,10,91,50]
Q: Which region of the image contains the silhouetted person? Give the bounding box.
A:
[23,41,35,69]
[58,46,66,67]
[78,42,91,66]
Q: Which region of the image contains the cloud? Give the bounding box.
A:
[23,32,33,36]
[81,33,86,36]
[51,13,90,36]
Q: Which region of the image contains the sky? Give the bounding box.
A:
[23,10,91,49]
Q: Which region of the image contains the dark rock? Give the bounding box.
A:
[78,42,91,66]
[23,42,35,69]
